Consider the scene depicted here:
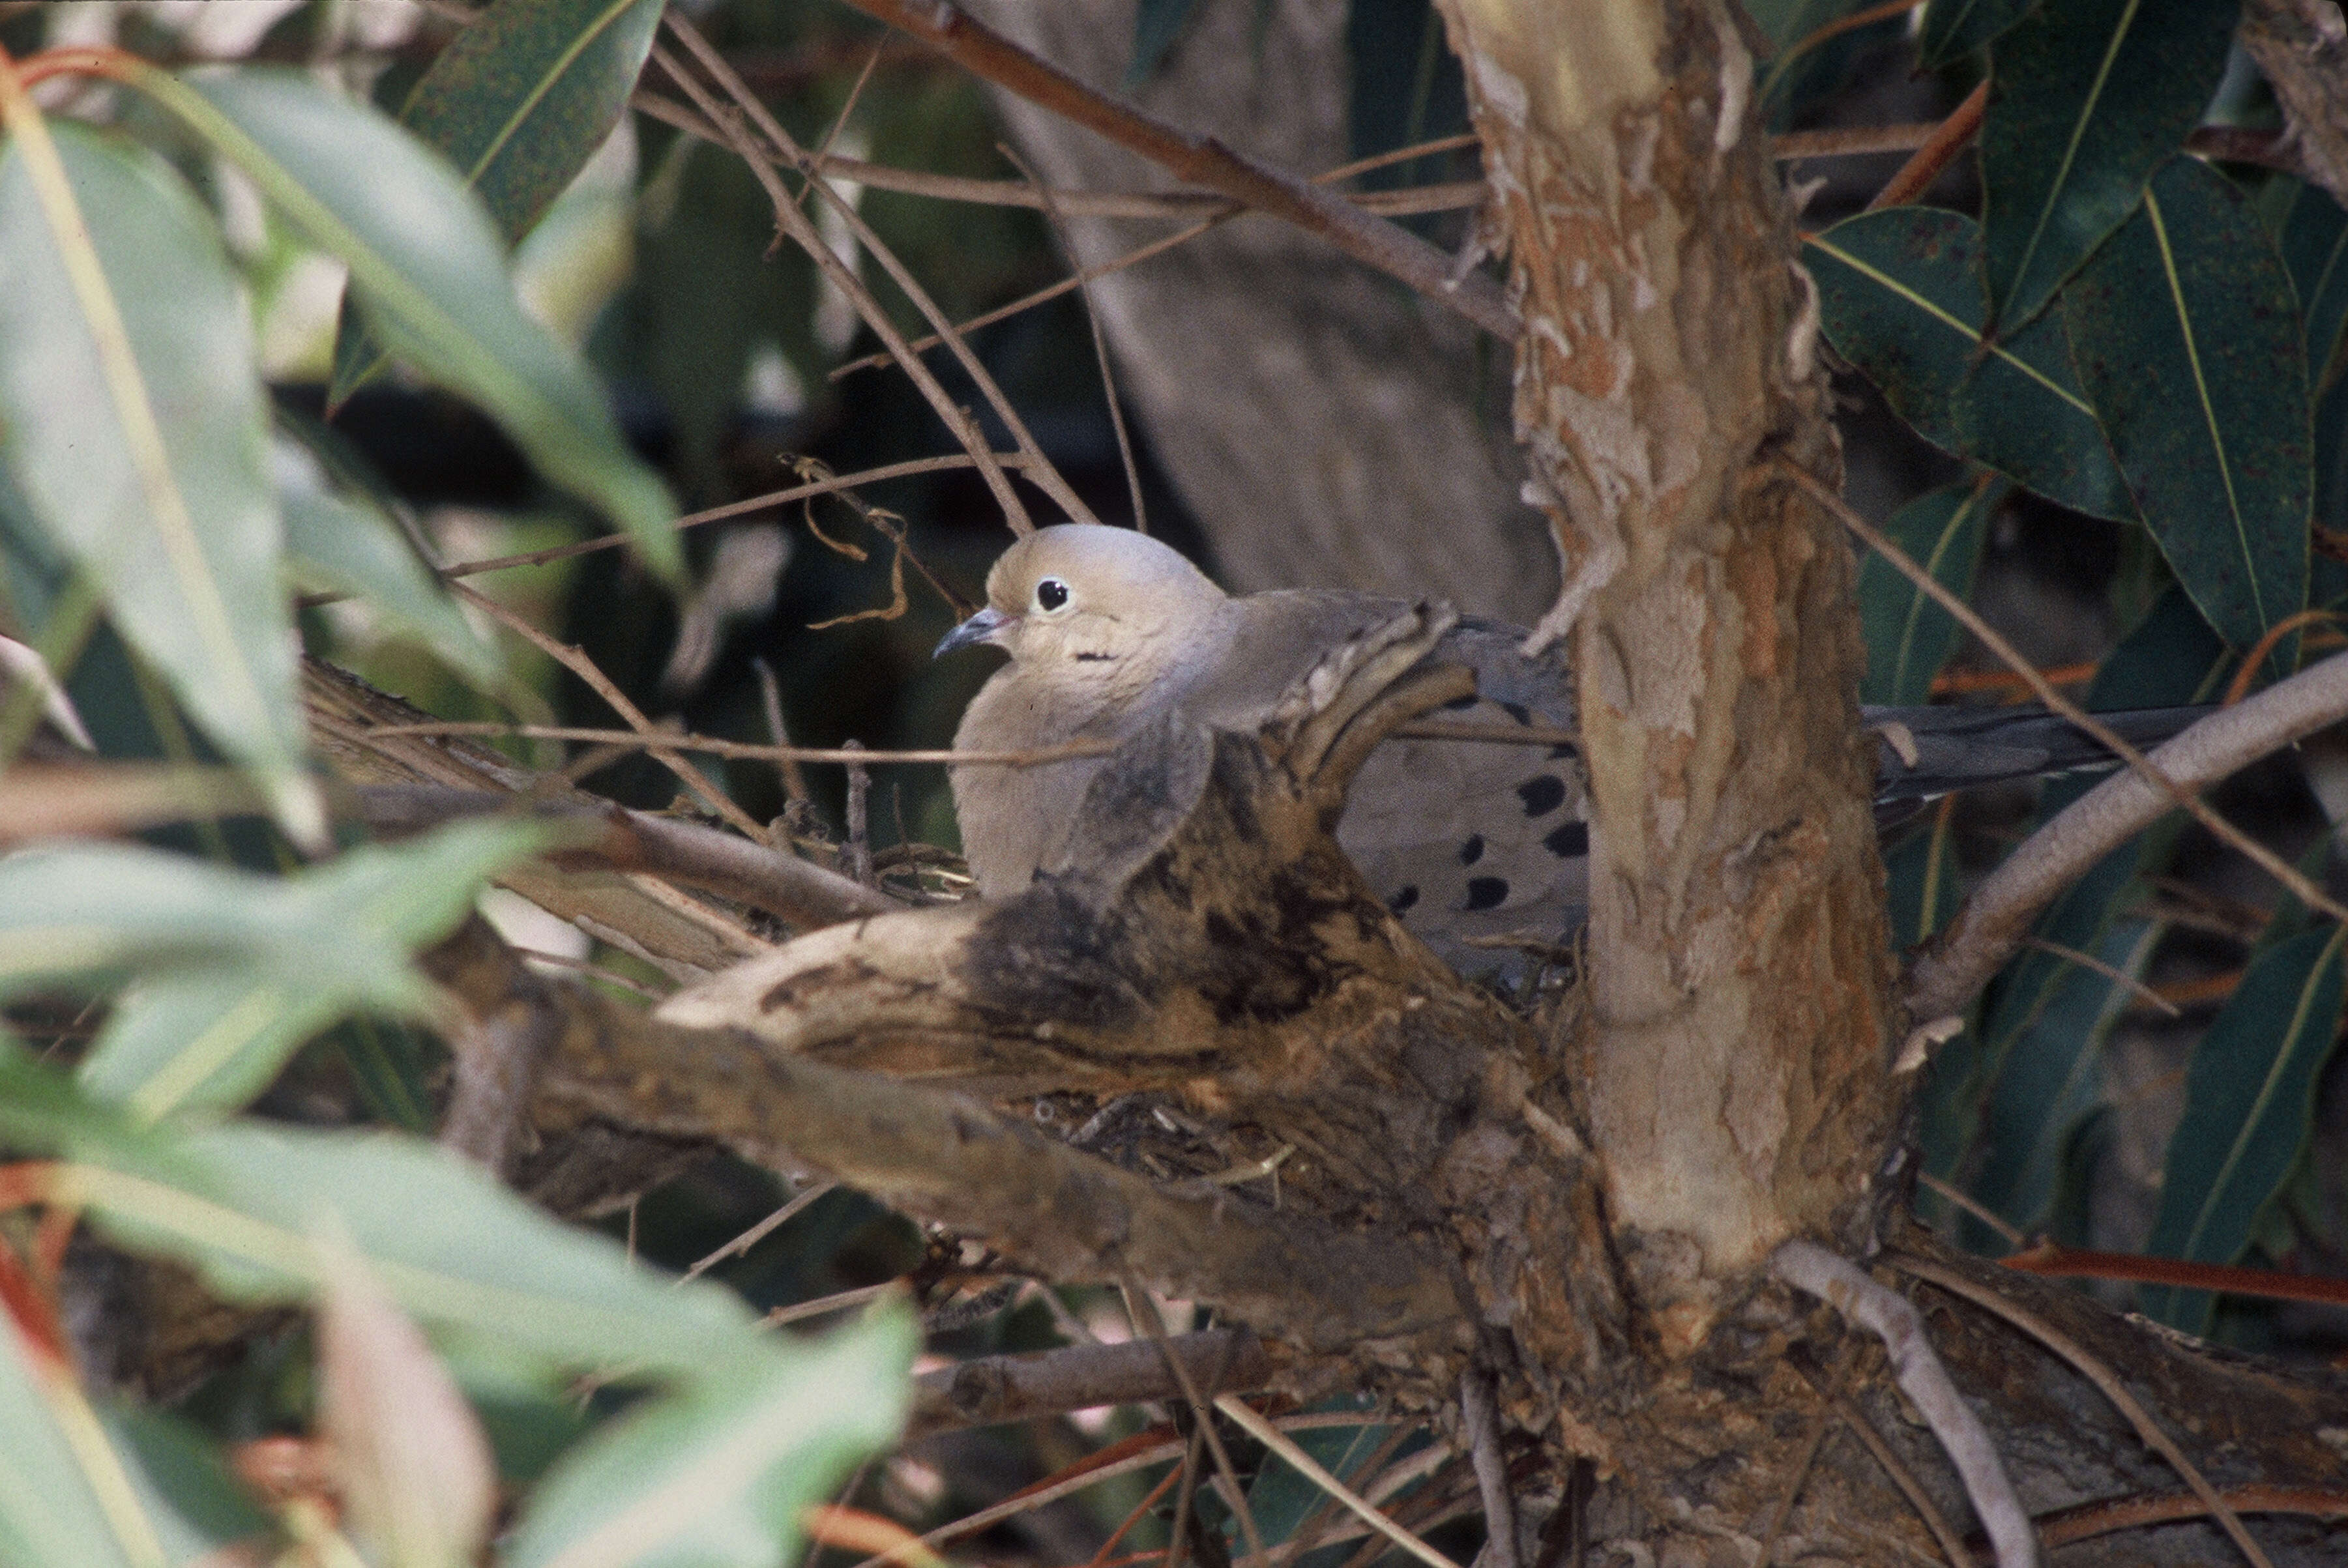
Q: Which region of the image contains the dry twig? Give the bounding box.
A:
[827,0,1517,339]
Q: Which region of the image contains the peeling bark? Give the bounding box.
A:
[1431,0,1893,1323]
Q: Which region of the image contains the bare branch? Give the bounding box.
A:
[1903,649,2348,1021]
[1771,1241,2038,1568]
[827,0,1518,340]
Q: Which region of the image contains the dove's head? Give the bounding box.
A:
[934,525,1227,691]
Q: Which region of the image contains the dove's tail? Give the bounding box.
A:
[1867,703,2216,808]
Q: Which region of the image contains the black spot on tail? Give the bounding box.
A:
[1499,701,1531,725]
[1388,885,1420,913]
[1545,821,1588,858]
[1516,775,1567,817]
[1442,691,1480,711]
[1465,877,1509,911]
[1459,834,1485,865]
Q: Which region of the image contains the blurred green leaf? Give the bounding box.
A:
[2142,922,2348,1333]
[1128,0,1206,87]
[331,0,665,404]
[0,821,545,1121]
[1807,208,2132,519]
[2062,156,2311,655]
[0,121,317,843]
[2276,179,2348,394]
[1918,0,2038,70]
[0,1071,775,1379]
[76,823,545,1120]
[1857,474,2003,705]
[100,1406,275,1566]
[125,63,679,581]
[505,1309,915,1568]
[1978,0,2236,330]
[0,1316,164,1568]
[279,472,505,690]
[1971,918,2158,1237]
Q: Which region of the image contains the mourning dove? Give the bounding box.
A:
[937,525,2207,969]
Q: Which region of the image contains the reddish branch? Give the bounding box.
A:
[826,0,1518,340]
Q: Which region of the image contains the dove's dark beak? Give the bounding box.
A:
[934,606,1013,658]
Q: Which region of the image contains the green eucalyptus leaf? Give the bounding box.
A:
[1806,208,2132,519]
[1918,0,2038,70]
[2142,922,2348,1333]
[126,63,679,581]
[1972,918,2158,1236]
[63,821,550,1122]
[1979,0,2236,331]
[278,467,504,690]
[2062,157,2311,655]
[331,0,664,403]
[505,1309,915,1568]
[1858,475,2003,705]
[2276,179,2348,394]
[0,122,317,843]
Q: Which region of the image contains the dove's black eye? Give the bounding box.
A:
[1035,577,1070,612]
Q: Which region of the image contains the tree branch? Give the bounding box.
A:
[1903,650,2348,1022]
[826,0,1518,340]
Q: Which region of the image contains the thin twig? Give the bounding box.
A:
[634,87,1484,221]
[749,656,811,807]
[1004,140,1147,532]
[2019,936,2179,1017]
[1915,1172,2027,1251]
[1890,1253,2274,1568]
[665,14,1104,532]
[761,1279,902,1328]
[827,0,1518,339]
[830,212,1232,381]
[347,718,1585,766]
[1771,1241,2037,1568]
[1820,1386,1973,1568]
[1774,458,2348,998]
[2034,1485,2348,1551]
[645,32,1035,535]
[434,454,1036,583]
[680,1180,836,1285]
[357,719,1118,767]
[1999,1243,2348,1311]
[1868,80,1986,211]
[447,581,769,839]
[1123,1279,1267,1568]
[1212,1395,1464,1568]
[1757,1344,1858,1566]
